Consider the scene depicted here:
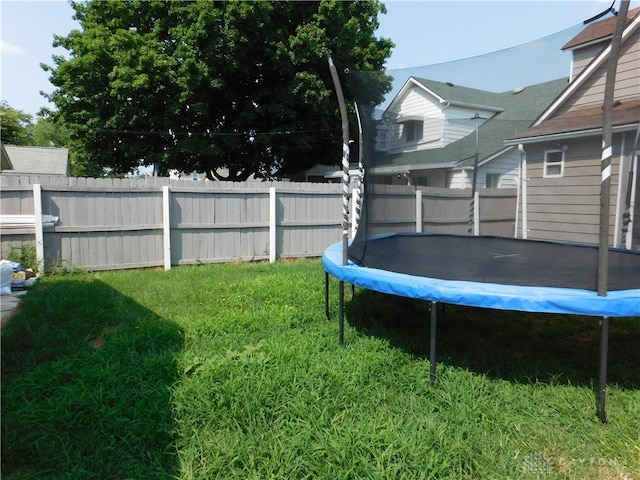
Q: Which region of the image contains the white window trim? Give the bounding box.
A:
[404,120,424,142]
[543,149,565,178]
[485,173,501,188]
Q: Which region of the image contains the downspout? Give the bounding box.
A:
[622,125,640,249]
[613,133,626,247]
[514,156,521,238]
[439,100,451,184]
[518,144,528,239]
[439,100,450,144]
[626,152,638,249]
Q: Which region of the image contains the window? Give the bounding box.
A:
[414,176,428,186]
[376,132,388,151]
[405,120,423,142]
[485,173,501,188]
[544,150,564,178]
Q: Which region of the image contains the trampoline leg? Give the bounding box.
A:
[430,301,437,386]
[338,280,345,346]
[597,316,610,424]
[324,272,330,320]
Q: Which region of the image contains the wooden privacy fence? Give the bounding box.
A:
[0,175,516,272]
[361,184,518,237]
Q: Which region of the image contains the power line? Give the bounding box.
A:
[72,125,341,137]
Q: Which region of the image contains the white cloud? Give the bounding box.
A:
[0,39,24,56]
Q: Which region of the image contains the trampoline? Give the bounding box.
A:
[324,234,640,423]
[324,233,640,318]
[323,55,640,423]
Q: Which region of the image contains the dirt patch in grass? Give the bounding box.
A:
[90,326,118,349]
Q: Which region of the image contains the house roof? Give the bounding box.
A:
[385,77,505,116]
[506,98,640,144]
[562,7,640,50]
[507,8,640,144]
[1,144,69,175]
[373,77,568,171]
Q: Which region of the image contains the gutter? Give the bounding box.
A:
[451,146,515,171]
[368,162,454,175]
[505,123,640,146]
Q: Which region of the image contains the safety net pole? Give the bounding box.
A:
[429,302,437,386]
[596,0,629,424]
[328,55,351,346]
[468,114,483,235]
[353,101,365,237]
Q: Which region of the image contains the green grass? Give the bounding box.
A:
[2,260,638,479]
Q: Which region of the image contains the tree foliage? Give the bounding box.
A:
[44,0,393,180]
[0,102,71,149]
[0,102,34,145]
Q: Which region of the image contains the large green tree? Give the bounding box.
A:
[44,0,393,181]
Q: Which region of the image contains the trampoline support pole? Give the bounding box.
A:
[324,272,330,321]
[430,302,437,386]
[339,281,345,346]
[597,316,610,424]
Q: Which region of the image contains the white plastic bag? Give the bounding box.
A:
[0,262,13,295]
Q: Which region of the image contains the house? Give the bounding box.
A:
[369,76,568,189]
[505,7,640,248]
[0,143,70,176]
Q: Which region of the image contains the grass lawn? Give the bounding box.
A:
[1,259,638,479]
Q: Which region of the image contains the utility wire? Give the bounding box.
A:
[71,126,341,137]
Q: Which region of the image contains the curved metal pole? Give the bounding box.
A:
[328,55,350,266]
[351,102,365,237]
[328,55,351,346]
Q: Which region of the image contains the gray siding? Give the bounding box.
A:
[561,27,640,112]
[523,135,624,244]
[570,44,604,81]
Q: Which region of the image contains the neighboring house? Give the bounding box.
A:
[0,143,70,176]
[505,8,640,248]
[368,76,568,189]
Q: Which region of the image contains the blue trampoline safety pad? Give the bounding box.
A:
[323,241,640,317]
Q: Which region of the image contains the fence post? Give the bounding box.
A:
[269,186,277,263]
[162,186,171,270]
[33,183,45,274]
[416,189,423,233]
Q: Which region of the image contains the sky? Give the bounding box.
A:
[0,0,635,117]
